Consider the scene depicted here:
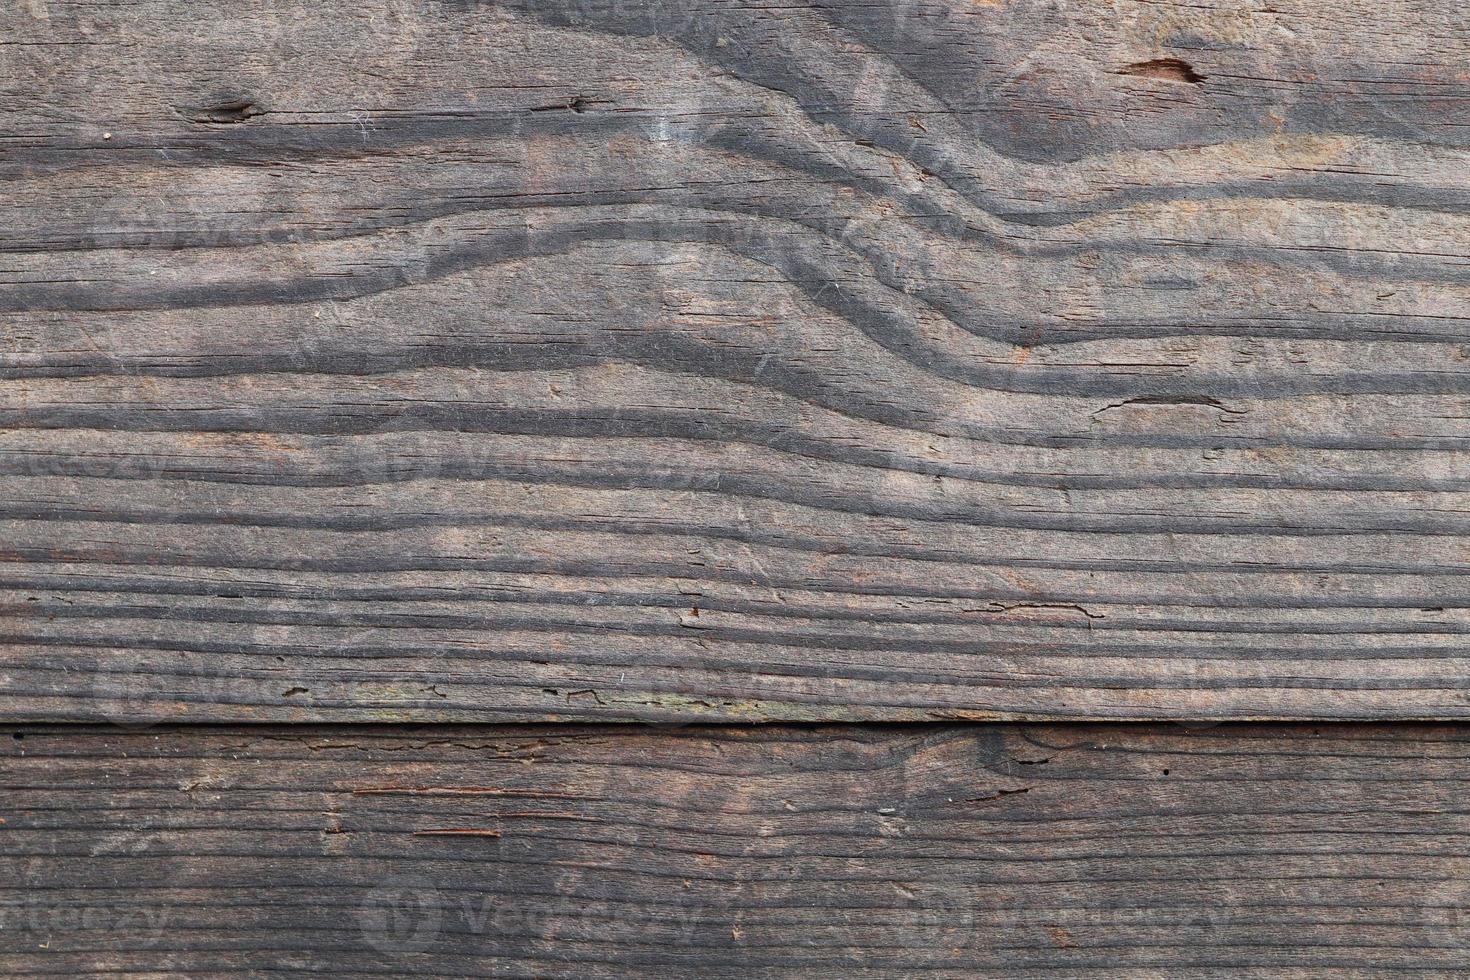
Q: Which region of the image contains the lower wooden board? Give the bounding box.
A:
[3,721,1469,977]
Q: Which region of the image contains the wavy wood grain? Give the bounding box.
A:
[2,0,1468,720]
[4,722,1470,976]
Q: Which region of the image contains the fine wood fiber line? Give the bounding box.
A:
[3,722,1470,977]
[1,0,1468,721]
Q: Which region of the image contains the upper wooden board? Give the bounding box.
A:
[2,0,1468,722]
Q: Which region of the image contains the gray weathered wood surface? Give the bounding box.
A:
[3,0,1469,721]
[3,722,1470,977]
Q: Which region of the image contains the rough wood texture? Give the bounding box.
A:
[1,722,1468,977]
[3,0,1469,721]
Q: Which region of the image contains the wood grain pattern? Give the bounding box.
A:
[4,722,1470,977]
[3,0,1469,720]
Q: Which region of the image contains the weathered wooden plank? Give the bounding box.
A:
[2,0,1468,720]
[2,722,1469,976]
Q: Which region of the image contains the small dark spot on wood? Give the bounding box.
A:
[282,686,309,697]
[1116,58,1204,84]
[530,96,599,113]
[1047,925,1079,948]
[956,786,1032,806]
[193,98,266,124]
